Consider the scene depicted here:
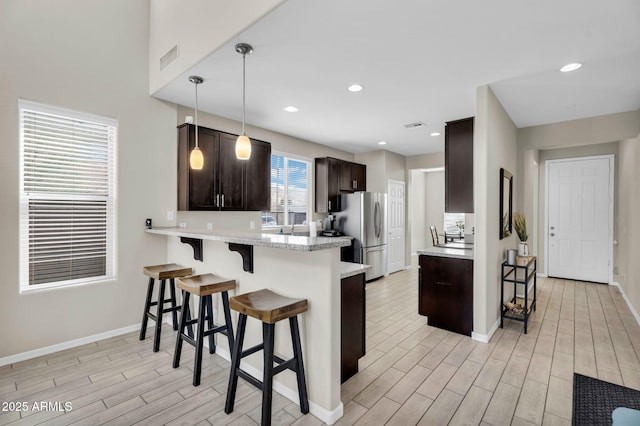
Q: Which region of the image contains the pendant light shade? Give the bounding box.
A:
[235,43,253,160]
[189,146,204,169]
[188,75,204,170]
[235,133,252,160]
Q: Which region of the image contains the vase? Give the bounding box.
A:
[518,241,529,257]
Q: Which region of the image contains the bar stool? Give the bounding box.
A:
[140,263,193,352]
[173,273,236,386]
[225,289,309,425]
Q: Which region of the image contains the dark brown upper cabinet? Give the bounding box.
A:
[177,123,271,211]
[339,161,367,192]
[315,157,341,213]
[445,117,474,213]
[315,157,367,213]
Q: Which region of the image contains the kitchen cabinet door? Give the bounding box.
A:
[419,254,473,336]
[341,272,365,383]
[339,161,354,192]
[445,117,474,213]
[217,132,245,210]
[245,138,271,211]
[352,162,366,191]
[178,124,219,210]
[315,157,341,212]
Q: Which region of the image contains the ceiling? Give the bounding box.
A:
[153,0,640,157]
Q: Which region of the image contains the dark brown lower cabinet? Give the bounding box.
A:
[419,255,473,336]
[341,272,365,383]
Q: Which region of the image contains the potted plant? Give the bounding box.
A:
[513,212,529,256]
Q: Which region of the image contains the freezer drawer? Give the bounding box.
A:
[362,245,387,281]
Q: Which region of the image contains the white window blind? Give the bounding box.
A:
[263,154,310,227]
[19,100,117,291]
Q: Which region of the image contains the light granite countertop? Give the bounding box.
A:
[417,245,474,260]
[340,262,371,279]
[146,227,352,251]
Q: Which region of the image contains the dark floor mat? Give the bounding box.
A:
[573,373,640,425]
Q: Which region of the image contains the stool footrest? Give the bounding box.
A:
[273,356,297,375]
[241,343,264,359]
[180,334,197,347]
[203,324,228,337]
[236,368,264,391]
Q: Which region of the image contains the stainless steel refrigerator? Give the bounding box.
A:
[335,192,387,281]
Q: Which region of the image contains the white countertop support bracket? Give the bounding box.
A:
[228,243,254,273]
[180,237,203,261]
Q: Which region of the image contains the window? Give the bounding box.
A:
[263,153,311,227]
[19,100,117,292]
[444,212,465,235]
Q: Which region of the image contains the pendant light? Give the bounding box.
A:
[189,75,204,170]
[235,43,253,160]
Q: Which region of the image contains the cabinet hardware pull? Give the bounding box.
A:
[222,194,225,208]
[436,281,451,286]
[216,194,220,208]
[328,201,331,210]
[353,179,357,189]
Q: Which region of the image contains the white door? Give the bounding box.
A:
[547,156,612,283]
[388,180,406,274]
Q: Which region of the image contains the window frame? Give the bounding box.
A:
[262,151,312,229]
[18,99,118,293]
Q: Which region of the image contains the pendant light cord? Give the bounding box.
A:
[194,81,199,148]
[242,52,246,135]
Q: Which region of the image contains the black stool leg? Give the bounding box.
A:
[205,296,215,354]
[262,322,276,425]
[181,290,194,339]
[193,295,207,386]
[221,291,235,353]
[139,277,155,340]
[173,292,190,369]
[153,279,167,352]
[169,278,179,330]
[225,314,247,414]
[290,316,309,414]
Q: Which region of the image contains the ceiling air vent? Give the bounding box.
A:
[403,121,427,129]
[160,45,178,70]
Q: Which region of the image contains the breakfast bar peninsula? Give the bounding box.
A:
[147,227,352,424]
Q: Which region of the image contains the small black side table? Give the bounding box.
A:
[501,256,537,334]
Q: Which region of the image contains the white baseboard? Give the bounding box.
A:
[611,282,640,326]
[0,323,143,367]
[472,318,500,343]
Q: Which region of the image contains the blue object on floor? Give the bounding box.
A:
[612,407,640,425]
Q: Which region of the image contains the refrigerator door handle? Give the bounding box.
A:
[374,201,381,239]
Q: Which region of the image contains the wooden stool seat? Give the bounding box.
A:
[140,264,193,352]
[225,289,309,425]
[229,289,308,324]
[173,274,236,386]
[176,273,236,297]
[143,263,193,281]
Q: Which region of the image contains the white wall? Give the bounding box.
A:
[617,136,640,318]
[0,0,178,358]
[149,0,284,94]
[473,85,518,337]
[409,171,427,253]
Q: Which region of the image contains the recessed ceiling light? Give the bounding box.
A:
[560,63,582,72]
[430,132,441,137]
[348,84,364,92]
[283,106,299,112]
[378,141,387,145]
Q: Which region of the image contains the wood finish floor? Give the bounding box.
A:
[2,257,640,425]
